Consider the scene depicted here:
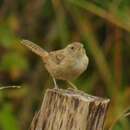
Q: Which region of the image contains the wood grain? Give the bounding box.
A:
[30,88,110,130]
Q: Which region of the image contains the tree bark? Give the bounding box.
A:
[30,88,110,130]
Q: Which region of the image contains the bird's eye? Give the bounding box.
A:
[70,46,74,50]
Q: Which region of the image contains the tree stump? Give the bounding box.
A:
[30,88,110,130]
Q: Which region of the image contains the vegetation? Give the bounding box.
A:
[0,0,130,130]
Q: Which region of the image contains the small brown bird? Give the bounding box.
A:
[21,40,89,89]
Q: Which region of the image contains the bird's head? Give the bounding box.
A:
[66,42,86,57]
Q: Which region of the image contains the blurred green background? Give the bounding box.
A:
[0,0,130,130]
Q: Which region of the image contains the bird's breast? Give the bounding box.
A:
[45,54,88,81]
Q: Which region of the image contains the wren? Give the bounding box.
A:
[21,40,89,89]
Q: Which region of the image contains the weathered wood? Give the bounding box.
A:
[30,88,110,130]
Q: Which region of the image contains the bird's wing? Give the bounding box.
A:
[49,50,65,64]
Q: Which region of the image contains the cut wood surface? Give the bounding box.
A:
[30,88,110,130]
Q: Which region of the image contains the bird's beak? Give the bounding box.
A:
[79,44,84,50]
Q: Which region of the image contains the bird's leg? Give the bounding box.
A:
[52,76,58,89]
[67,81,78,89]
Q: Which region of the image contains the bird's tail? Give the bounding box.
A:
[21,40,48,58]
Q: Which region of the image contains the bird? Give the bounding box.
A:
[21,40,89,89]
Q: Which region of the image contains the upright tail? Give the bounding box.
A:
[21,40,48,58]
